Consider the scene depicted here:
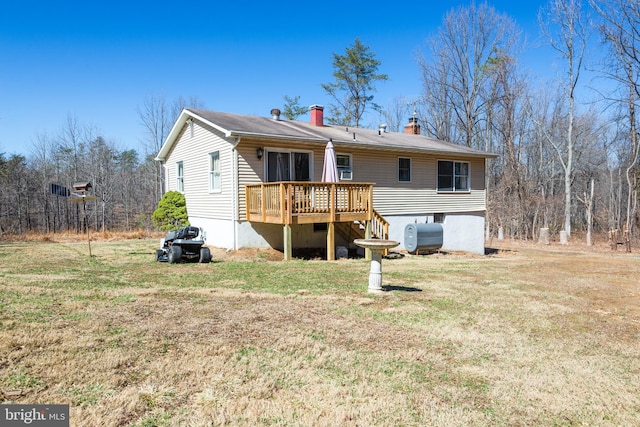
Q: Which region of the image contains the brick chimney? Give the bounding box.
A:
[310,104,324,126]
[404,117,420,135]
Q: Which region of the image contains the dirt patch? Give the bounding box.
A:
[207,246,285,262]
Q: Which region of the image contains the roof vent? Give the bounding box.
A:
[379,124,387,135]
[270,108,281,120]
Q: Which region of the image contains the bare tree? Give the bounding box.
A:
[538,0,590,237]
[138,94,205,202]
[379,97,415,133]
[417,3,521,149]
[590,0,640,241]
[487,52,534,239]
[417,51,456,142]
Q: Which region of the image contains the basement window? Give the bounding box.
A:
[314,223,328,232]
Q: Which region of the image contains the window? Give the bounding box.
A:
[209,151,220,191]
[313,223,328,232]
[437,160,469,191]
[336,154,352,180]
[176,161,184,192]
[398,157,411,182]
[434,213,446,223]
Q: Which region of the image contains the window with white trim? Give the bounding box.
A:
[209,151,220,191]
[336,153,352,180]
[176,161,184,192]
[437,160,469,191]
[398,157,411,182]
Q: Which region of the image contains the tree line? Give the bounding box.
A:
[0,95,203,236]
[0,117,155,235]
[404,0,639,244]
[1,0,639,247]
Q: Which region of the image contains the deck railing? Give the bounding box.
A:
[246,182,374,225]
[371,209,389,241]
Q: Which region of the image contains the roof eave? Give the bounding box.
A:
[155,109,235,161]
[330,139,497,159]
[155,109,192,162]
[225,130,325,143]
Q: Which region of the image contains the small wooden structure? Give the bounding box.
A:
[608,226,631,253]
[245,182,389,260]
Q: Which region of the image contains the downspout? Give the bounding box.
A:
[157,160,166,196]
[231,137,241,250]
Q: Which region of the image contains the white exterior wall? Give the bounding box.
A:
[163,121,235,219]
[235,222,329,251]
[186,216,235,249]
[386,212,486,255]
[162,120,239,250]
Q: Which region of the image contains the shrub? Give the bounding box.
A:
[152,191,189,231]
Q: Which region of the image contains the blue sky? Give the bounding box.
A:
[0,1,556,157]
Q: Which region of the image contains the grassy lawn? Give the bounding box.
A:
[0,238,639,426]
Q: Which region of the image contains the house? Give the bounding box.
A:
[155,105,496,259]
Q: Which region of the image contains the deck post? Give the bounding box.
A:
[283,224,292,261]
[327,222,335,261]
[280,183,291,224]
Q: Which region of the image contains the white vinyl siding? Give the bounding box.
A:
[237,141,268,220]
[164,121,234,220]
[350,150,486,216]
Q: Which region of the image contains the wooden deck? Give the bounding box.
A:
[246,182,374,225]
[245,182,388,260]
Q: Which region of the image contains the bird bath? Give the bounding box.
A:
[354,239,400,293]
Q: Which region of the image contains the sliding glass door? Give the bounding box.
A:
[266,151,310,182]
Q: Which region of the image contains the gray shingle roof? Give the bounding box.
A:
[157,108,496,161]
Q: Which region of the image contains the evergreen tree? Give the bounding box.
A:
[152,191,189,231]
[321,38,388,127]
[282,95,308,120]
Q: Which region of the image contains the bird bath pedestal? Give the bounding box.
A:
[354,239,400,293]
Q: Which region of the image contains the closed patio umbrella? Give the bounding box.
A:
[321,138,340,261]
[321,139,339,183]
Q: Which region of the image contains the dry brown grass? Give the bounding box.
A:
[3,230,162,243]
[0,237,639,426]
